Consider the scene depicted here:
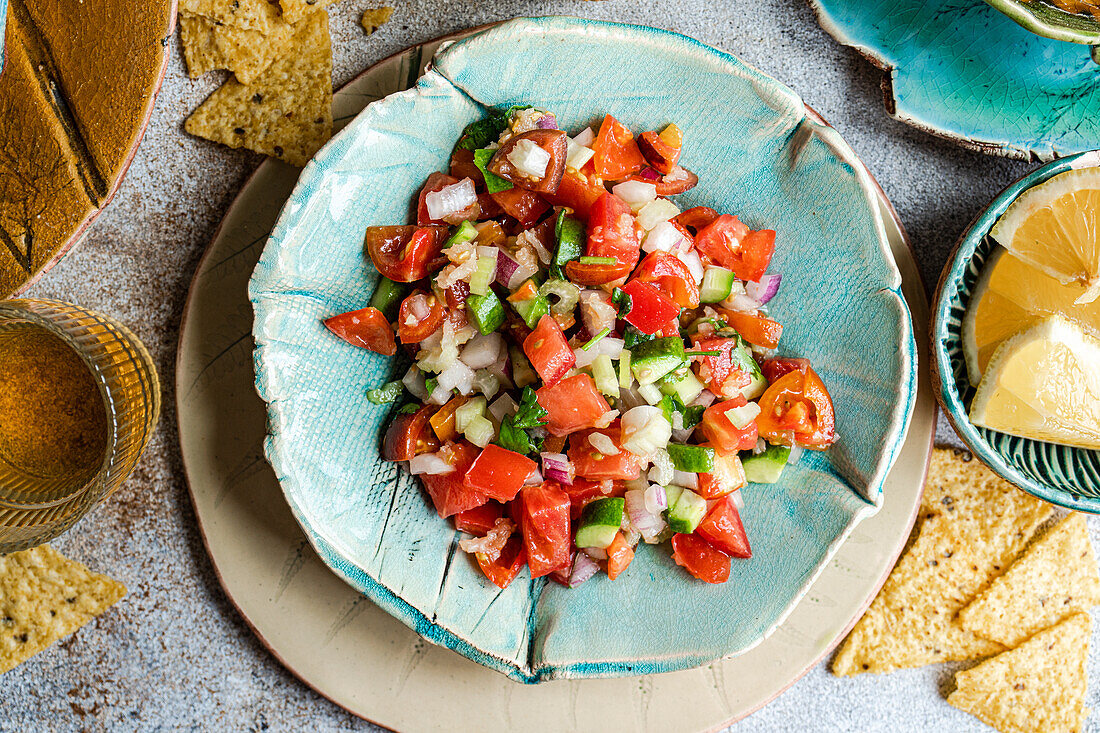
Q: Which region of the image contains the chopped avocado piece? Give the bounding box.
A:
[368,277,407,321]
[630,336,686,385]
[742,444,791,484]
[665,488,707,534]
[665,444,715,473]
[575,497,625,549]
[467,290,505,334]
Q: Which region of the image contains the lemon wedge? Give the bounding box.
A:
[969,316,1100,450]
[962,247,1100,385]
[989,167,1100,305]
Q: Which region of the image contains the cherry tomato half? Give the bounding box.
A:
[696,497,752,558]
[324,306,396,356]
[365,225,447,283]
[396,291,444,344]
[488,129,568,194]
[564,260,632,286]
[671,533,731,584]
[755,367,837,449]
[694,215,775,282]
[633,251,700,308]
[382,404,440,461]
[586,192,642,272]
[592,114,647,180]
[637,130,682,175]
[717,309,783,350]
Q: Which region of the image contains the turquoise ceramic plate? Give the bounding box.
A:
[933,150,1100,512]
[249,16,917,682]
[985,0,1100,45]
[809,0,1100,160]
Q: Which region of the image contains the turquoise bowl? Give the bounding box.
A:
[810,0,1100,160]
[984,0,1100,45]
[933,150,1100,512]
[249,17,917,682]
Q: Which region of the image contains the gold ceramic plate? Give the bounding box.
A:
[176,34,936,730]
[0,0,175,297]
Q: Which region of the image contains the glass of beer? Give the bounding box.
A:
[0,299,160,553]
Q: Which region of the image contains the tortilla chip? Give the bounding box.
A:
[361,6,394,35]
[184,11,332,167]
[948,612,1091,733]
[831,449,1052,675]
[279,0,339,24]
[959,513,1100,647]
[0,545,126,674]
[179,0,277,33]
[179,11,295,85]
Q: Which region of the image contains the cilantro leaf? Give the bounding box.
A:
[397,403,419,415]
[512,386,548,429]
[497,414,544,456]
[623,325,655,350]
[659,392,705,431]
[611,287,633,319]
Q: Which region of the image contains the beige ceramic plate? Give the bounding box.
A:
[177,33,935,731]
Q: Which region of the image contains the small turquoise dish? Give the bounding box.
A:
[933,149,1100,512]
[249,17,917,682]
[810,0,1100,160]
[984,0,1100,46]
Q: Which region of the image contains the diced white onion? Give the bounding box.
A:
[648,448,674,485]
[722,292,762,313]
[409,452,454,475]
[571,127,596,147]
[636,198,681,231]
[524,467,544,485]
[473,370,500,400]
[671,470,699,491]
[691,390,717,409]
[572,346,598,369]
[507,139,550,178]
[612,180,657,212]
[402,366,429,400]
[428,382,452,405]
[438,360,476,395]
[489,393,518,423]
[624,476,649,492]
[789,443,804,465]
[566,138,595,171]
[589,432,619,456]
[642,220,690,254]
[618,387,647,411]
[676,248,705,284]
[425,178,476,221]
[725,402,761,429]
[622,406,671,457]
[583,546,608,561]
[594,409,619,429]
[460,332,504,370]
[731,490,745,510]
[578,290,617,339]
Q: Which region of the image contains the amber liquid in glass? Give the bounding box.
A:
[0,323,109,504]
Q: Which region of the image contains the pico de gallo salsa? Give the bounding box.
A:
[325,106,837,588]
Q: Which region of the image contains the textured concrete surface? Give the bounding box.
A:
[2,0,1097,731]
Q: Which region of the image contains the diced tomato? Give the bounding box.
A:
[756,367,837,449]
[443,279,470,310]
[691,336,752,398]
[542,169,606,220]
[652,166,699,196]
[489,186,550,227]
[324,307,396,356]
[454,503,503,536]
[561,477,626,519]
[620,280,681,335]
[567,426,643,480]
[671,533,731,583]
[416,172,459,225]
[592,114,647,180]
[366,225,447,283]
[586,192,641,272]
[700,397,759,452]
[507,279,540,303]
[488,130,568,194]
[428,396,467,443]
[523,315,575,386]
[637,130,681,175]
[382,404,439,461]
[761,357,810,383]
[549,550,576,586]
[476,535,526,589]
[633,252,700,308]
[449,148,483,186]
[696,498,751,559]
[694,215,775,282]
[696,445,747,499]
[674,206,720,234]
[396,291,444,344]
[564,260,632,286]
[520,481,572,578]
[717,309,783,350]
[477,192,505,218]
[537,375,612,438]
[420,442,487,518]
[606,532,634,580]
[463,444,538,503]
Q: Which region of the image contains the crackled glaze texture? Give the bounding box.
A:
[934,149,1100,511]
[249,17,916,682]
[811,0,1100,160]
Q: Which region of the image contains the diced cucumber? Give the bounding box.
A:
[631,337,686,385]
[592,354,619,398]
[468,290,505,334]
[742,444,791,484]
[665,488,707,534]
[511,293,551,329]
[664,485,684,510]
[469,249,498,296]
[666,444,715,473]
[637,382,663,405]
[443,220,478,248]
[551,211,585,279]
[700,266,736,303]
[659,369,704,405]
[618,350,632,389]
[575,497,625,549]
[368,277,408,321]
[455,396,487,432]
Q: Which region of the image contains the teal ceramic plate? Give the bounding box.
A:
[985,0,1100,45]
[933,149,1100,511]
[249,16,917,682]
[809,0,1100,160]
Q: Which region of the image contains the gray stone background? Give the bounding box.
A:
[2,0,1096,730]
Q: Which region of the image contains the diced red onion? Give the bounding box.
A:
[571,127,595,147]
[425,178,476,221]
[626,489,666,542]
[621,522,641,547]
[671,470,699,491]
[402,366,429,400]
[619,387,647,411]
[536,113,558,129]
[644,485,667,513]
[636,167,661,181]
[731,490,745,511]
[578,290,617,338]
[460,332,504,370]
[624,477,648,492]
[409,452,454,475]
[541,452,574,486]
[670,427,695,444]
[746,273,782,304]
[676,248,705,284]
[582,546,608,561]
[495,250,520,287]
[691,390,717,409]
[569,552,600,587]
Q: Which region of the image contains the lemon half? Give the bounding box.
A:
[989,167,1100,305]
[969,316,1100,450]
